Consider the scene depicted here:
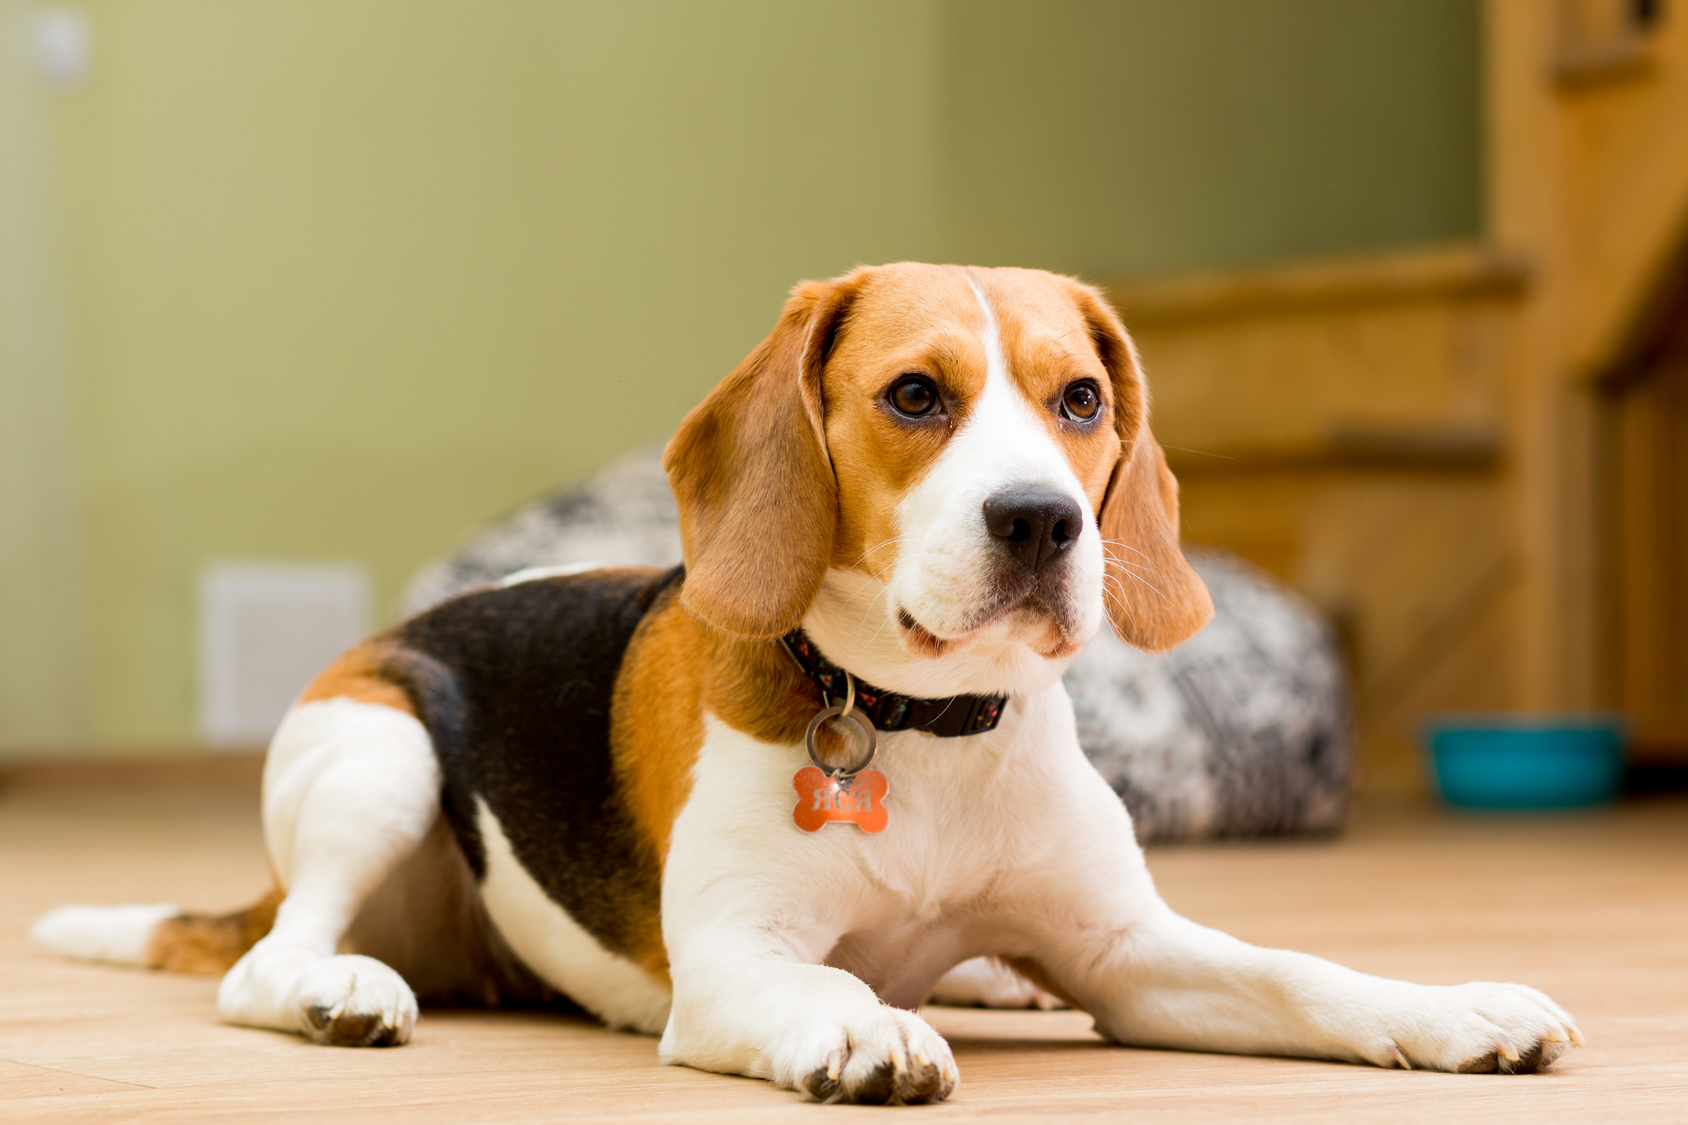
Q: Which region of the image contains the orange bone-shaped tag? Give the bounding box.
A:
[792,766,889,833]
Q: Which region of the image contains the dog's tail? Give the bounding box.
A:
[31,887,283,974]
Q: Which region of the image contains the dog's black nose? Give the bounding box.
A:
[983,489,1083,571]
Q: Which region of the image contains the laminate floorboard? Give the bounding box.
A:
[1,760,1682,1122]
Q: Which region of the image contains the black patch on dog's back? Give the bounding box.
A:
[383,566,681,965]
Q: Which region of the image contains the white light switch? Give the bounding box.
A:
[198,562,372,746]
[34,6,91,90]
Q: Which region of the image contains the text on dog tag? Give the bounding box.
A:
[792,766,889,833]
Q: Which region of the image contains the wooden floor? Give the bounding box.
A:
[1,760,1684,1123]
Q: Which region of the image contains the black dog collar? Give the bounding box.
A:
[779,630,1007,738]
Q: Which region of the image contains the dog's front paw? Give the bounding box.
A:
[1364,981,1582,1074]
[783,1006,958,1105]
[295,954,417,1047]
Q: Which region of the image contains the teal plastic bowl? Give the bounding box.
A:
[1424,716,1625,809]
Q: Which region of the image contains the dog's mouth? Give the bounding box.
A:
[896,608,953,659]
[896,573,1088,661]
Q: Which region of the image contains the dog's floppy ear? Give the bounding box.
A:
[1069,281,1214,652]
[664,274,862,638]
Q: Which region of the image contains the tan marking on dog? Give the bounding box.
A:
[1095,429,1212,650]
[821,265,992,578]
[297,639,415,714]
[664,276,863,640]
[977,270,1126,511]
[1018,276,1213,650]
[613,587,827,864]
[700,625,838,755]
[611,586,705,892]
[143,886,284,974]
[611,581,831,980]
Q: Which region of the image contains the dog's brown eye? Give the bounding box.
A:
[1061,381,1101,422]
[888,376,938,418]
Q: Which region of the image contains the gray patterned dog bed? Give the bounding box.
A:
[404,448,1350,841]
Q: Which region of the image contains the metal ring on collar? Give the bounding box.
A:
[804,704,878,778]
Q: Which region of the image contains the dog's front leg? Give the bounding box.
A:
[1053,908,1582,1074]
[656,723,960,1104]
[659,924,958,1104]
[1018,777,1582,1073]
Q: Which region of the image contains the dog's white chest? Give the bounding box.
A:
[663,705,1083,1005]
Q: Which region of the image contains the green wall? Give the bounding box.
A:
[1,0,89,749]
[34,0,1479,747]
[935,0,1481,275]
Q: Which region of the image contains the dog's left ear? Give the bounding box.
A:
[1068,281,1214,652]
[664,273,863,638]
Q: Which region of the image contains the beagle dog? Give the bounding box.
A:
[36,264,1580,1104]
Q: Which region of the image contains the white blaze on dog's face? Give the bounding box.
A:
[822,267,1120,666]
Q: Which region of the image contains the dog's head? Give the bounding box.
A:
[665,263,1211,675]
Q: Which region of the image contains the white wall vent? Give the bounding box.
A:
[198,562,372,746]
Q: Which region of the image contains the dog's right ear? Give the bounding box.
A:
[664,274,863,638]
[1066,279,1214,653]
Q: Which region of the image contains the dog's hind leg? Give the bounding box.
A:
[925,958,1064,1010]
[216,697,441,1047]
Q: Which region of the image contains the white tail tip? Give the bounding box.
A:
[31,903,178,965]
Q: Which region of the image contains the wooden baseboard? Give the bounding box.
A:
[1631,716,1688,763]
[0,752,264,795]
